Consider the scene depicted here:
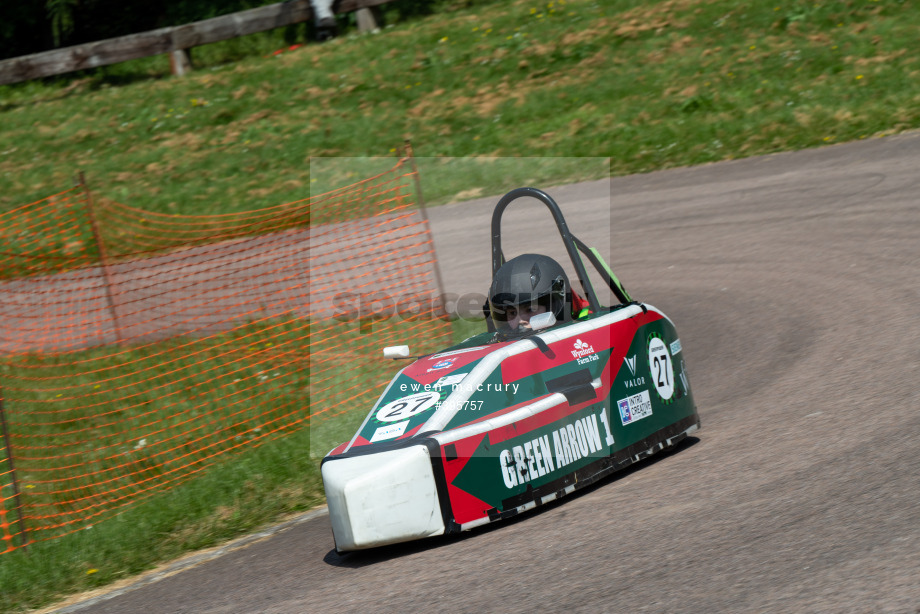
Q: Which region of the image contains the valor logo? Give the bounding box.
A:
[623,354,645,387]
[624,354,637,376]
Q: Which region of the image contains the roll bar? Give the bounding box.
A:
[490,187,631,311]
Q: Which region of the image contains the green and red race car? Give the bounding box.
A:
[321,187,700,552]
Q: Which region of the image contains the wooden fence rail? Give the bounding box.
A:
[0,0,391,86]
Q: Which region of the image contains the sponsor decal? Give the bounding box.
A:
[571,338,599,365]
[624,376,646,389]
[570,338,596,359]
[499,408,616,489]
[431,346,487,359]
[623,354,645,387]
[670,338,682,356]
[618,390,653,425]
[648,335,674,401]
[624,354,637,376]
[375,391,440,423]
[426,358,456,372]
[370,420,409,442]
[434,373,468,389]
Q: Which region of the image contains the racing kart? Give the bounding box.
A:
[321,187,700,552]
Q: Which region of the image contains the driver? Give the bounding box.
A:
[487,254,569,338]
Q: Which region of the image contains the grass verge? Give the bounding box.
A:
[0,425,323,613]
[0,313,460,613]
[1,0,918,214]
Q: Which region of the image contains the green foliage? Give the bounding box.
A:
[0,0,915,211]
[0,4,50,59]
[160,0,274,23]
[1,0,917,213]
[0,424,323,613]
[0,312,439,612]
[2,0,291,56]
[46,0,79,47]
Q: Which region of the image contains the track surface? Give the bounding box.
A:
[60,133,920,613]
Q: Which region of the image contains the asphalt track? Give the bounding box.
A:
[52,132,920,613]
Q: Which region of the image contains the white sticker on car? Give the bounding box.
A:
[375,390,440,423]
[618,390,653,425]
[648,336,674,400]
[670,338,682,355]
[434,373,468,389]
[370,420,409,442]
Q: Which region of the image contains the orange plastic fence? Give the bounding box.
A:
[0,156,452,553]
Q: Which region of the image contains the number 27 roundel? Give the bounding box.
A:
[648,336,674,400]
[375,391,440,423]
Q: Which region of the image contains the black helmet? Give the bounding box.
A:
[488,254,569,334]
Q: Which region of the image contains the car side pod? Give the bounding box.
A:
[321,445,445,551]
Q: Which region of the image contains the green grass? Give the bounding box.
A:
[310,155,611,206]
[0,424,325,611]
[2,0,918,214]
[0,313,458,612]
[0,319,315,613]
[1,0,919,609]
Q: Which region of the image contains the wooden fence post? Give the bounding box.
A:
[356,8,378,32]
[169,49,192,77]
[0,0,401,86]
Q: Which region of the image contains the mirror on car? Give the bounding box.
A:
[383,345,411,359]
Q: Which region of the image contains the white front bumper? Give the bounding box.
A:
[321,445,445,551]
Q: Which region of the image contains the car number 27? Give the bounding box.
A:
[648,337,674,401]
[375,391,440,422]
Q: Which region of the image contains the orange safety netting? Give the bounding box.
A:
[0,155,452,552]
